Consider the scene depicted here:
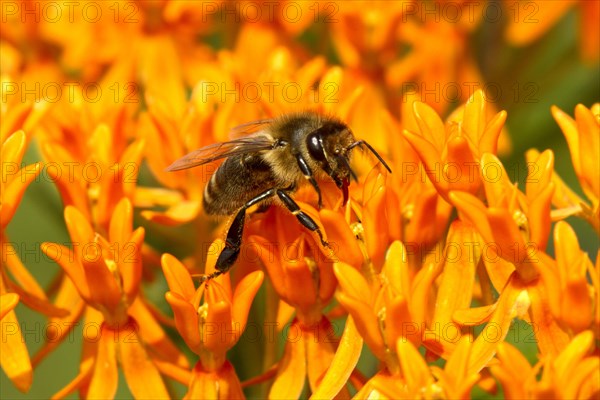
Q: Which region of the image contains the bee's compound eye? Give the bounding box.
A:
[306,132,326,163]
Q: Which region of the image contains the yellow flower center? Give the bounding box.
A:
[513,209,530,240]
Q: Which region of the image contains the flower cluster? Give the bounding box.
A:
[1,1,598,399]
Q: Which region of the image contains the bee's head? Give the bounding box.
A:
[304,119,392,204]
[305,120,356,201]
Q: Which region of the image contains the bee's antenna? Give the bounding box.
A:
[347,140,392,173]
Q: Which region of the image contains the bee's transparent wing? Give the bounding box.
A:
[166,135,276,171]
[229,118,273,139]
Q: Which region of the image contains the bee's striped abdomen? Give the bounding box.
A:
[202,154,279,216]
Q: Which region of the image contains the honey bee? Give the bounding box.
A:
[167,112,391,281]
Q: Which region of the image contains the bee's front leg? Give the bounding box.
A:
[295,154,323,209]
[276,189,329,248]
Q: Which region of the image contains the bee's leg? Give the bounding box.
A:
[295,154,322,208]
[276,189,329,248]
[202,188,277,283]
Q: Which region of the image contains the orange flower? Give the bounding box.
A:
[491,330,600,398]
[162,240,264,399]
[403,90,507,202]
[0,288,31,393]
[245,207,353,398]
[424,220,511,358]
[450,150,554,280]
[35,1,217,81]
[362,165,451,270]
[396,336,481,400]
[447,150,571,372]
[41,198,187,398]
[504,1,599,62]
[386,20,484,115]
[537,221,596,335]
[549,103,599,233]
[1,131,63,392]
[137,89,210,226]
[41,120,144,234]
[334,241,438,373]
[1,132,42,230]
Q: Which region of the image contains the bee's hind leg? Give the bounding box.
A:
[202,188,277,283]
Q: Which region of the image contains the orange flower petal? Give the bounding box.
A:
[283,257,318,314]
[82,244,122,316]
[121,228,144,302]
[129,298,189,369]
[186,360,245,400]
[526,149,554,199]
[269,323,307,399]
[1,106,32,143]
[406,188,445,245]
[118,321,170,399]
[564,355,600,399]
[108,198,133,244]
[481,111,507,155]
[310,316,362,400]
[119,139,145,198]
[432,221,477,332]
[203,300,233,353]
[140,201,201,226]
[554,330,594,377]
[363,186,390,268]
[40,143,91,220]
[445,135,480,194]
[527,282,569,357]
[466,274,524,374]
[165,292,202,351]
[486,207,527,265]
[462,89,486,142]
[2,240,48,300]
[87,323,118,399]
[231,270,264,331]
[552,105,580,173]
[412,101,445,150]
[161,253,196,301]
[397,338,431,393]
[320,209,363,268]
[441,336,476,391]
[1,162,42,225]
[333,262,371,304]
[449,191,493,243]
[6,283,68,318]
[1,131,26,171]
[575,104,600,201]
[0,293,19,320]
[41,243,90,300]
[248,234,284,291]
[336,292,385,360]
[453,303,498,326]
[305,318,339,392]
[382,241,410,298]
[480,153,511,208]
[385,295,417,348]
[505,1,575,45]
[64,206,95,244]
[0,309,32,392]
[32,278,85,367]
